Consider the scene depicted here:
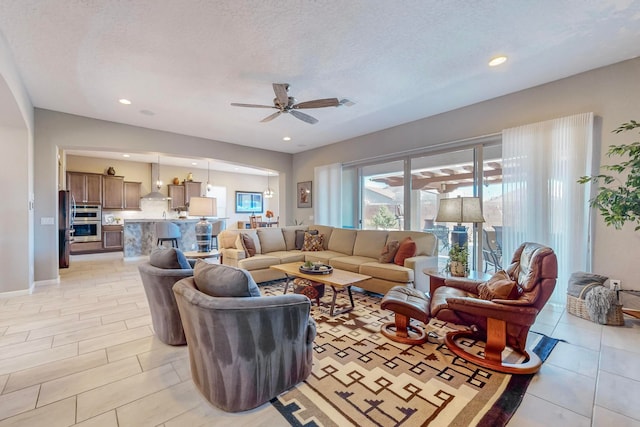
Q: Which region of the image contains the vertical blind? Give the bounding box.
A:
[314,163,342,227]
[502,112,595,304]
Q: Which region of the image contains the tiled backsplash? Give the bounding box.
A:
[102,200,180,222]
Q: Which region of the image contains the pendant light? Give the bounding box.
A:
[206,160,213,193]
[264,171,274,198]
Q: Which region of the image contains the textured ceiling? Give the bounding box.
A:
[1,0,640,156]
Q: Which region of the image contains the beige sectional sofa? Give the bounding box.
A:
[218,225,438,294]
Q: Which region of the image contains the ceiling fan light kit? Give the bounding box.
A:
[231,83,347,125]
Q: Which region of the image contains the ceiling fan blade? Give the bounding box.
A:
[231,103,276,109]
[272,83,290,107]
[293,98,340,109]
[289,110,318,124]
[260,111,282,123]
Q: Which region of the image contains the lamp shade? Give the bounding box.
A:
[189,197,217,218]
[435,197,485,224]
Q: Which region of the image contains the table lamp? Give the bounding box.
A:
[189,197,217,252]
[435,196,485,247]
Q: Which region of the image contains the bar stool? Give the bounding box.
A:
[156,222,181,248]
[210,220,223,250]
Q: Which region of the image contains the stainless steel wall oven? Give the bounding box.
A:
[73,204,102,242]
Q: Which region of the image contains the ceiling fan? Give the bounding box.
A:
[231,83,352,124]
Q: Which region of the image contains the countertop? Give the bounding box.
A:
[123,218,227,223]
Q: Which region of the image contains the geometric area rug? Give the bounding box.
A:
[261,281,559,427]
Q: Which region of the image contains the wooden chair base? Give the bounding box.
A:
[380,313,428,345]
[444,328,542,375]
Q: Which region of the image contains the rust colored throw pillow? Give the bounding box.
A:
[394,237,417,266]
[379,240,400,263]
[302,232,324,251]
[477,270,518,300]
[236,233,256,257]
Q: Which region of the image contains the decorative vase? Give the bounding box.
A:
[173,177,180,185]
[449,261,467,277]
[107,166,116,176]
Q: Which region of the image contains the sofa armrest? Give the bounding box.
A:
[404,255,438,293]
[220,248,245,267]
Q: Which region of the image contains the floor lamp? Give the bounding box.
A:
[189,197,217,252]
[435,196,485,248]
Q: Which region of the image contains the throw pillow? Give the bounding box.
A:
[295,229,318,250]
[567,271,609,299]
[149,247,191,270]
[193,260,261,297]
[477,270,518,300]
[394,237,417,266]
[379,240,400,263]
[236,233,256,257]
[302,232,324,251]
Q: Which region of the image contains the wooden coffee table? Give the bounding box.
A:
[270,262,371,316]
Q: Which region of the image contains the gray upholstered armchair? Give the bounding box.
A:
[173,261,316,412]
[138,248,194,345]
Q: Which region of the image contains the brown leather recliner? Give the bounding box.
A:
[430,242,557,374]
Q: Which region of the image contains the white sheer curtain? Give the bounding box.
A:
[502,112,594,304]
[314,163,342,227]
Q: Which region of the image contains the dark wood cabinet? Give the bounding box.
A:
[184,181,202,205]
[102,176,124,209]
[102,225,124,250]
[124,181,142,210]
[168,181,202,209]
[168,184,186,209]
[67,172,102,204]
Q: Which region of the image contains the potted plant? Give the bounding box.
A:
[447,242,469,277]
[578,120,640,231]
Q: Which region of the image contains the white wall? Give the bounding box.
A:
[0,33,34,293]
[293,57,640,289]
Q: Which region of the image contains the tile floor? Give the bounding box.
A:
[0,252,639,426]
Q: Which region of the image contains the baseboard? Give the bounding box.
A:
[0,288,31,298]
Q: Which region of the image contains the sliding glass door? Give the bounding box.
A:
[361,161,405,230]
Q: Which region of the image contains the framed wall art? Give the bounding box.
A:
[235,191,263,213]
[297,181,312,208]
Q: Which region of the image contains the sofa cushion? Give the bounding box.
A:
[394,237,417,266]
[327,228,357,255]
[150,247,191,270]
[237,254,282,271]
[302,233,324,251]
[281,226,308,250]
[301,250,342,264]
[236,233,257,257]
[379,240,400,263]
[478,270,518,300]
[353,230,388,259]
[360,262,414,284]
[193,260,261,297]
[265,250,306,264]
[309,225,333,250]
[388,231,437,257]
[329,256,377,273]
[257,227,287,253]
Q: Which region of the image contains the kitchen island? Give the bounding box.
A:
[123,219,225,258]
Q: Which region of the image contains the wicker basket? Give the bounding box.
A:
[566,294,624,326]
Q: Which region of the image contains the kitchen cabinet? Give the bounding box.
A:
[124,181,142,210]
[168,181,202,209]
[102,176,124,209]
[184,181,202,205]
[67,172,102,204]
[168,184,186,209]
[102,225,124,250]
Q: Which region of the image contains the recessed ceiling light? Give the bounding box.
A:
[119,98,132,105]
[122,154,130,158]
[488,56,507,67]
[191,162,197,166]
[283,136,291,141]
